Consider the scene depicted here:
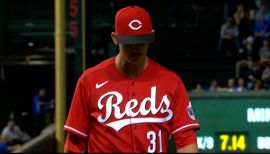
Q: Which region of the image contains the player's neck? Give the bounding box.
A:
[115,54,148,78]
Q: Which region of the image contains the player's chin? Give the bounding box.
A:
[127,55,142,63]
[127,58,140,64]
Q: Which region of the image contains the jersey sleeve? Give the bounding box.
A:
[64,78,91,138]
[64,132,88,153]
[173,129,198,149]
[171,78,200,148]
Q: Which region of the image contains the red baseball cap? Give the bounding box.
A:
[114,5,155,44]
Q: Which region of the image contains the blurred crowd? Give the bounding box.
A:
[0,120,31,153]
[195,0,270,92]
[192,77,266,92]
[0,87,55,153]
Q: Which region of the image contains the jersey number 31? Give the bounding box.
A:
[147,130,162,153]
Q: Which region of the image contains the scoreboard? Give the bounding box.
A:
[169,92,270,153]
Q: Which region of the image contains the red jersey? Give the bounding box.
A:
[64,56,200,152]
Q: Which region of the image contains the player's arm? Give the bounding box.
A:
[177,144,198,153]
[174,129,198,153]
[64,77,91,153]
[64,132,88,153]
[172,78,200,153]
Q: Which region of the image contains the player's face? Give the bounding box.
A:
[119,43,149,63]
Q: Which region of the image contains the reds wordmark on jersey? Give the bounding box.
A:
[64,57,200,153]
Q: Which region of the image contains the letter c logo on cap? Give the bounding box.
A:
[128,20,142,30]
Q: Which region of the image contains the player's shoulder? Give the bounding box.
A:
[80,57,114,81]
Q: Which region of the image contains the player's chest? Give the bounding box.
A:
[92,78,175,100]
[89,79,176,131]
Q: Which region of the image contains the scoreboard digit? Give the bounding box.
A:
[217,132,248,152]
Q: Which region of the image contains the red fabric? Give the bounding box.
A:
[64,57,200,152]
[64,133,87,153]
[115,6,152,35]
[173,129,198,150]
[171,77,200,136]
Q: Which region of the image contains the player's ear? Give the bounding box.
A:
[111,32,119,46]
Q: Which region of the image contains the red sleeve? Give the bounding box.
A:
[64,132,88,153]
[173,129,197,150]
[64,78,91,138]
[171,79,200,147]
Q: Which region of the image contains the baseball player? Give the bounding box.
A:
[64,5,200,153]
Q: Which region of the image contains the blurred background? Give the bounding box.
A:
[0,0,269,153]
